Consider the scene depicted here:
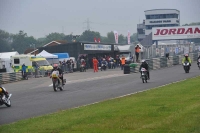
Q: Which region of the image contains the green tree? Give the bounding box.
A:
[63,35,73,43]
[107,31,115,43]
[0,29,11,52]
[11,31,37,53]
[79,30,101,42]
[118,34,125,44]
[130,33,138,43]
[100,36,109,43]
[45,32,65,43]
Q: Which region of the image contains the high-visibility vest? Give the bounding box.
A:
[121,58,125,65]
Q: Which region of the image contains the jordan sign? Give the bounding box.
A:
[152,25,200,40]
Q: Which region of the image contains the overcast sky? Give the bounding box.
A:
[0,0,200,38]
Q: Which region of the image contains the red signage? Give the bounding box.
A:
[152,26,200,40]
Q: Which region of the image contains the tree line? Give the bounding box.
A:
[0,29,138,53]
[1,22,200,53]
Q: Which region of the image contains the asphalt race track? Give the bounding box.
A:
[1,63,200,125]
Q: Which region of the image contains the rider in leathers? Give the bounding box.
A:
[182,54,192,70]
[139,60,150,79]
[197,55,200,66]
[0,83,10,98]
[51,64,64,85]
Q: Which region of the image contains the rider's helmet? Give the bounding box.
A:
[184,54,189,57]
[141,59,146,63]
[53,64,58,69]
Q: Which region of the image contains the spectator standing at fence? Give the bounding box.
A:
[135,44,141,63]
[66,60,71,73]
[61,60,66,73]
[70,59,74,72]
[120,56,126,70]
[165,47,170,60]
[93,57,98,72]
[21,63,27,78]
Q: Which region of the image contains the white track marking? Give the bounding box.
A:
[48,73,128,87]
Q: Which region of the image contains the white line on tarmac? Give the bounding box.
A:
[48,73,128,87]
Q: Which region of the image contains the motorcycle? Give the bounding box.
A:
[198,59,200,70]
[101,64,106,71]
[80,64,86,72]
[0,87,12,107]
[183,61,190,73]
[51,70,64,92]
[141,68,148,83]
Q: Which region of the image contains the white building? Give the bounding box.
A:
[145,9,180,35]
[137,9,180,41]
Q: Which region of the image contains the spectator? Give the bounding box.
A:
[93,57,98,72]
[135,44,141,62]
[120,56,126,70]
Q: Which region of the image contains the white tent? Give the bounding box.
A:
[37,50,58,58]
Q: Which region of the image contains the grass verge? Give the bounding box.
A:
[0,77,200,133]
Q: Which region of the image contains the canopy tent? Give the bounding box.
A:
[0,51,19,59]
[37,50,59,65]
[37,50,58,58]
[117,45,131,52]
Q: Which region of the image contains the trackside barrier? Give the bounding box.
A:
[0,72,22,84]
[130,52,199,73]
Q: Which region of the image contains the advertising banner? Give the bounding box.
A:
[127,31,131,44]
[84,44,111,51]
[152,25,200,40]
[113,31,118,44]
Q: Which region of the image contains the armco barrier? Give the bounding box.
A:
[0,72,22,84]
[132,52,199,73]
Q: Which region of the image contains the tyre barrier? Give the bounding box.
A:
[128,52,199,74]
[0,72,22,84]
[152,58,160,70]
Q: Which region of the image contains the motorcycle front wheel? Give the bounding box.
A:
[5,99,11,107]
[53,80,58,92]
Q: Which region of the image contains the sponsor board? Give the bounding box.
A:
[84,44,111,51]
[152,25,200,40]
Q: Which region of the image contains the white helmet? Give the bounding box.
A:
[141,59,145,63]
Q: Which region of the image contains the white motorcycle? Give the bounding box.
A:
[51,70,64,92]
[141,68,148,83]
[183,61,190,73]
[0,87,12,107]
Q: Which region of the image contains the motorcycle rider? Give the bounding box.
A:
[197,55,200,66]
[0,83,11,99]
[182,54,192,70]
[139,59,150,79]
[80,59,86,70]
[101,58,107,70]
[51,64,64,85]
